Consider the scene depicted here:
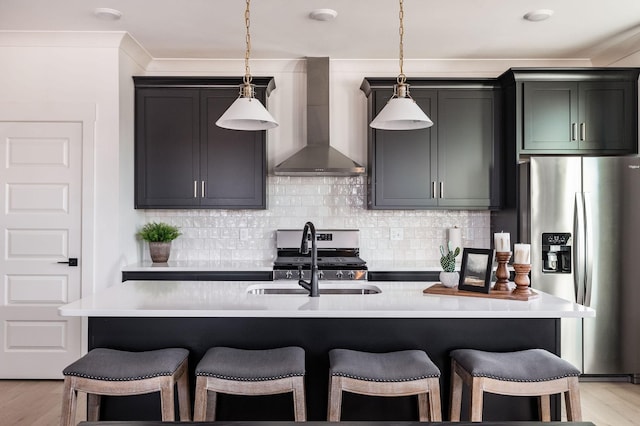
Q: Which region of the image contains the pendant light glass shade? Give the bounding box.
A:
[216,0,278,131]
[370,0,433,131]
[216,91,278,130]
[370,91,433,130]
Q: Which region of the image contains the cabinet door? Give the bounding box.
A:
[579,81,634,152]
[371,89,438,208]
[437,90,494,208]
[135,88,200,208]
[200,89,266,208]
[523,82,578,151]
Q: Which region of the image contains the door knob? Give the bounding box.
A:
[57,258,78,267]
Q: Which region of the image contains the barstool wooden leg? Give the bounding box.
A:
[418,393,429,421]
[327,375,343,421]
[292,376,307,421]
[207,390,218,420]
[59,378,76,426]
[469,377,484,422]
[177,363,191,421]
[450,361,463,421]
[539,394,551,421]
[427,377,442,421]
[87,393,101,421]
[565,377,582,421]
[193,377,209,421]
[159,379,176,421]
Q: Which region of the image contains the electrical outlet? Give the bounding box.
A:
[390,228,404,241]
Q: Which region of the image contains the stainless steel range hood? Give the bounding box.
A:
[273,57,365,176]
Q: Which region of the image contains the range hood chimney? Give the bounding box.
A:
[273,57,365,176]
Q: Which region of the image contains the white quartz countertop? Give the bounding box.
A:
[59,280,595,319]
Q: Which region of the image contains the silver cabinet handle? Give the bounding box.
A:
[580,122,586,141]
[571,123,577,141]
[193,180,197,198]
[431,181,436,199]
[201,181,206,198]
[439,182,444,199]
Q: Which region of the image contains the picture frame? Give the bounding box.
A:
[458,248,494,293]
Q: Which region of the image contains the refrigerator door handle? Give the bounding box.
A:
[574,192,586,305]
[583,192,593,307]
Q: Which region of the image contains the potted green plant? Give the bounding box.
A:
[439,241,461,288]
[138,222,181,263]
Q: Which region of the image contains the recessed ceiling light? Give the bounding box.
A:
[309,9,338,22]
[523,9,554,22]
[94,7,123,21]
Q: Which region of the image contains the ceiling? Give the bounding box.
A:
[2,0,640,63]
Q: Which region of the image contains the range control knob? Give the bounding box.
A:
[348,271,356,279]
[318,271,325,279]
[335,270,344,279]
[285,270,293,279]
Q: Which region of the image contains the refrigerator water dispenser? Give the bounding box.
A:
[541,233,572,273]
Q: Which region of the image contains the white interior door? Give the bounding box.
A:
[0,121,82,378]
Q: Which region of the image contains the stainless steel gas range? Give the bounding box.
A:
[273,229,367,281]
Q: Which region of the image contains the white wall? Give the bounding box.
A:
[0,32,144,293]
[118,37,150,273]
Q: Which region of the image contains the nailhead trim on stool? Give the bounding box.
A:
[59,348,191,426]
[449,348,582,422]
[193,346,306,421]
[327,349,442,421]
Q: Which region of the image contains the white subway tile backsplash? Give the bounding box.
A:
[142,176,490,267]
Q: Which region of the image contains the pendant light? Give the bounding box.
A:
[216,0,278,131]
[370,0,433,130]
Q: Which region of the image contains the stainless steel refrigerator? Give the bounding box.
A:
[517,156,640,382]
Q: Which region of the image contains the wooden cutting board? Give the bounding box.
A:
[423,283,539,301]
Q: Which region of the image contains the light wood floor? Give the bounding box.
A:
[1,380,639,425]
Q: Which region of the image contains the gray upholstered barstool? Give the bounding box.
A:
[327,349,442,421]
[450,348,582,422]
[60,348,191,426]
[193,346,306,421]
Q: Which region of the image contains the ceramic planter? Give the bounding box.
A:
[439,271,459,288]
[149,241,171,263]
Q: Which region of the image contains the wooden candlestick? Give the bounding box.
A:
[493,251,512,292]
[512,263,533,296]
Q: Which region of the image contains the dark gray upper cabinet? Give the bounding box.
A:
[437,90,497,208]
[361,78,501,210]
[500,68,640,155]
[134,77,274,209]
[372,89,438,208]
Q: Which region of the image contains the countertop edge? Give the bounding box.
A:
[58,280,596,319]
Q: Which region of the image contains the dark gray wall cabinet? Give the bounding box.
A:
[361,78,501,210]
[500,68,640,156]
[134,77,274,209]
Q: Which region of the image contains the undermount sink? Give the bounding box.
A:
[246,282,382,295]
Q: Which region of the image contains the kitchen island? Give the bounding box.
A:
[59,280,594,422]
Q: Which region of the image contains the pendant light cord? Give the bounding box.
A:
[216,0,278,130]
[397,0,406,86]
[244,0,252,85]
